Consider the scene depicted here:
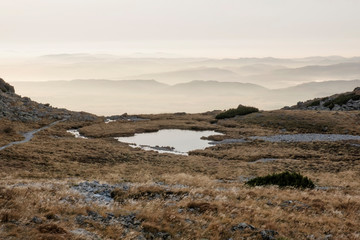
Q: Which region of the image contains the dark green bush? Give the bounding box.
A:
[246,171,315,189]
[324,93,360,109]
[215,105,259,119]
[307,99,322,107]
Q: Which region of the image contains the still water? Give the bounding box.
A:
[115,129,222,155]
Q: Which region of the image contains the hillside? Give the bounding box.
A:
[0,78,96,122]
[284,87,360,111]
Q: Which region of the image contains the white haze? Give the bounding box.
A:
[5,55,360,115]
[1,1,360,114]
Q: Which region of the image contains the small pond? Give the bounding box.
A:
[115,129,222,155]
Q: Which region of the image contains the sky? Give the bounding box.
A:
[1,0,360,58]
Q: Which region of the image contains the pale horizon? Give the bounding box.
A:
[1,0,360,114]
[1,0,360,58]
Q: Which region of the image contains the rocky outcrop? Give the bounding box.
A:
[0,78,97,122]
[0,78,15,93]
[283,87,360,111]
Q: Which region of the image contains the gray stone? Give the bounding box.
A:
[30,216,43,224]
[70,228,102,240]
[260,230,278,240]
[232,222,256,231]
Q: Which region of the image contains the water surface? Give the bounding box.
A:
[115,129,221,155]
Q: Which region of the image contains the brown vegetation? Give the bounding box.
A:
[0,110,359,239]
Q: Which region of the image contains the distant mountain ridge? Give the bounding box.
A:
[128,67,240,83]
[166,80,267,95]
[11,79,360,115]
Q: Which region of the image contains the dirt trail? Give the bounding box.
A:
[0,119,66,151]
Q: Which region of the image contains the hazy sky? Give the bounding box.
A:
[1,0,360,58]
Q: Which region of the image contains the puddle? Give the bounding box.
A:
[105,119,116,124]
[115,129,222,155]
[67,129,88,139]
[105,116,150,123]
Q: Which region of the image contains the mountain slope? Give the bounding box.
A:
[284,86,360,111]
[0,78,96,122]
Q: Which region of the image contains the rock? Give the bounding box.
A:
[72,181,130,204]
[232,222,256,231]
[354,87,360,94]
[260,230,278,240]
[70,228,102,240]
[323,234,333,240]
[75,215,88,226]
[31,216,43,224]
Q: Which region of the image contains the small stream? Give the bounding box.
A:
[0,119,65,151]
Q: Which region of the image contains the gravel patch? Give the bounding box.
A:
[250,133,360,142]
[209,138,247,145]
[72,181,130,204]
[250,158,278,163]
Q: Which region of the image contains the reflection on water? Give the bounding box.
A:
[115,129,222,155]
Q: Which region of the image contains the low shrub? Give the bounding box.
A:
[3,126,14,134]
[215,105,259,119]
[246,171,315,189]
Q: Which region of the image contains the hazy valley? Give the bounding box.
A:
[11,78,360,115]
[2,55,359,115]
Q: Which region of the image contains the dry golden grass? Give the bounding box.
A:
[0,110,360,239]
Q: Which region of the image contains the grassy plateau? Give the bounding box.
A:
[0,110,360,239]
